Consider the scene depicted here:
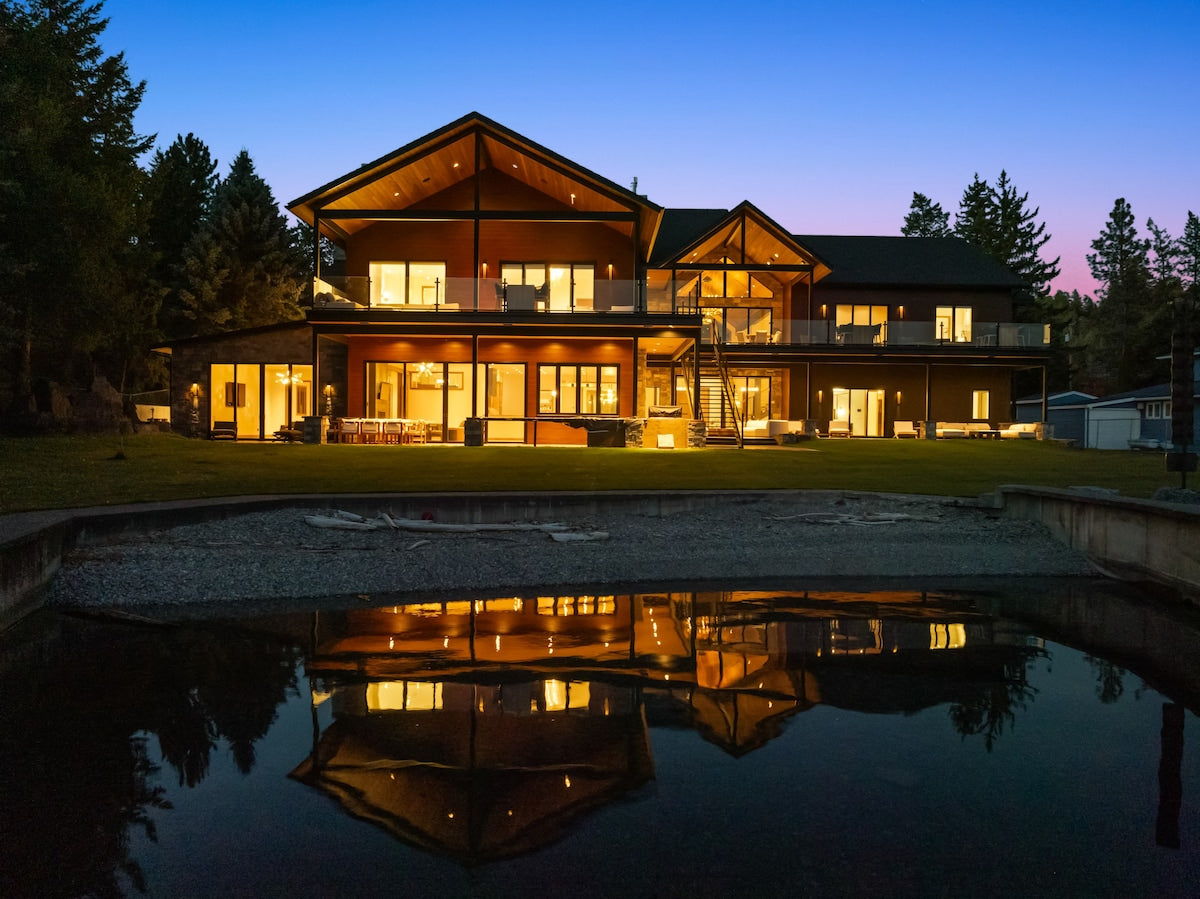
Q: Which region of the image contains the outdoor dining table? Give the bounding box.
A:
[335,418,428,444]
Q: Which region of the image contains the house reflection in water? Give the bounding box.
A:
[290,590,1028,863]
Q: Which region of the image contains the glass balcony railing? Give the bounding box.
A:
[707,320,1049,348]
[310,278,704,314]
[308,279,1050,349]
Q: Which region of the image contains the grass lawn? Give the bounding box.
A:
[0,432,1180,514]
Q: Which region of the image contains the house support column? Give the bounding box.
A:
[311,210,322,298]
[693,340,702,419]
[805,361,812,419]
[924,363,932,425]
[472,132,481,311]
[471,335,479,418]
[632,337,641,417]
[1041,366,1048,423]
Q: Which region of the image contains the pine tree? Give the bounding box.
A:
[1086,198,1157,390]
[990,171,1061,298]
[954,174,994,250]
[180,151,307,334]
[901,192,952,237]
[953,171,1060,303]
[144,134,218,339]
[0,0,152,410]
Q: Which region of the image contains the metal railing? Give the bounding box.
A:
[708,320,1049,349]
[311,277,706,315]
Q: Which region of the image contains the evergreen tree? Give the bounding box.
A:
[901,192,952,237]
[1086,198,1157,390]
[1035,289,1093,392]
[180,151,306,334]
[0,0,152,410]
[954,171,1061,305]
[1178,211,1200,349]
[954,174,994,251]
[989,171,1061,299]
[144,134,218,339]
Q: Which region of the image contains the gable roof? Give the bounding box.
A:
[649,209,735,265]
[793,235,1027,289]
[288,112,662,255]
[647,202,832,285]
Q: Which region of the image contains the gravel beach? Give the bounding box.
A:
[47,492,1096,615]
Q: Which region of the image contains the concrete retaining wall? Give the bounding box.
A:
[995,485,1200,599]
[0,490,768,628]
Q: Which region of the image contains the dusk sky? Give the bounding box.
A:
[102,0,1198,297]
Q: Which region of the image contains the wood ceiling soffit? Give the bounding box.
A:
[321,131,477,212]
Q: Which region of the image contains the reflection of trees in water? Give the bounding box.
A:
[1084,654,1126,704]
[948,646,1044,751]
[0,615,300,896]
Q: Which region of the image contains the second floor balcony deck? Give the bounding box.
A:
[311,276,1049,349]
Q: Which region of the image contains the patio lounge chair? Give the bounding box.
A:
[211,420,236,440]
[893,420,918,438]
[828,420,851,437]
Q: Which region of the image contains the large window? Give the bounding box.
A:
[704,306,773,344]
[369,261,446,305]
[972,389,990,420]
[678,258,773,300]
[538,364,618,415]
[936,306,973,342]
[502,262,594,311]
[479,362,526,442]
[730,375,771,422]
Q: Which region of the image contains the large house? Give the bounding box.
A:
[160,113,1049,445]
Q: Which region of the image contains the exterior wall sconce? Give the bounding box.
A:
[820,304,827,318]
[898,305,905,319]
[323,384,334,417]
[481,261,488,277]
[189,383,201,407]
[607,262,613,279]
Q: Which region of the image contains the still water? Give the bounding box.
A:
[2,579,1199,898]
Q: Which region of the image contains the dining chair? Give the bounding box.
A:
[339,420,360,444]
[359,420,380,444]
[382,420,403,444]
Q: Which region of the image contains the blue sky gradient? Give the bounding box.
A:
[102,0,1200,296]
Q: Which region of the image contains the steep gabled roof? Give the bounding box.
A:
[794,235,1027,288]
[288,112,662,255]
[648,209,733,265]
[648,202,831,285]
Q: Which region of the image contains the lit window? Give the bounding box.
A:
[972,390,990,420]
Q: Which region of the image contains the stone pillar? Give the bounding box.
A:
[303,415,329,444]
[624,418,644,448]
[687,419,707,447]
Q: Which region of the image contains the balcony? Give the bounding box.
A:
[709,320,1049,349]
[311,277,696,314]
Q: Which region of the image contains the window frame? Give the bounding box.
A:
[537,363,620,415]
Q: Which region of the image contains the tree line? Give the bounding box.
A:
[903,178,1199,397]
[0,0,312,429]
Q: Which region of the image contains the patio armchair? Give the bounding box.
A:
[892,420,919,438]
[210,420,236,440]
[828,420,851,437]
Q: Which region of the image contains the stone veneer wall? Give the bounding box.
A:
[169,324,312,435]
